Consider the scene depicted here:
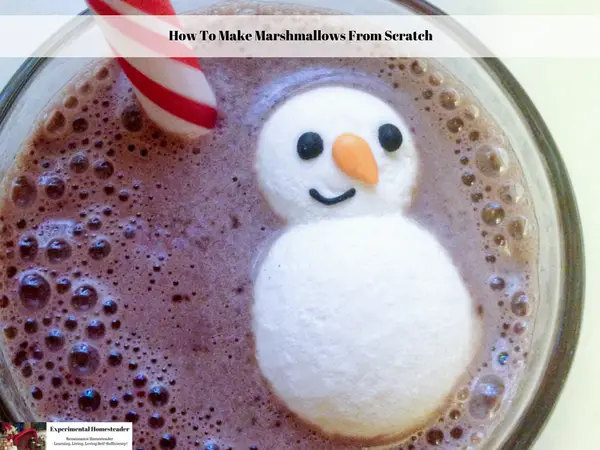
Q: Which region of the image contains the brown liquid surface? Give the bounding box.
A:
[0,10,537,450]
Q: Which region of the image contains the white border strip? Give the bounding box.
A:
[0,15,599,57]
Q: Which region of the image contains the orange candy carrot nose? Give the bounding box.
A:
[332,133,379,185]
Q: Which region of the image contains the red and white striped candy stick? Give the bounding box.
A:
[86,0,218,137]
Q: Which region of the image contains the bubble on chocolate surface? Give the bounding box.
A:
[121,104,144,132]
[429,72,443,86]
[123,392,135,404]
[507,217,528,240]
[86,319,106,340]
[71,284,99,311]
[56,278,71,294]
[24,318,39,334]
[44,110,66,135]
[439,88,460,110]
[72,117,89,133]
[43,176,66,200]
[463,104,480,121]
[11,176,37,208]
[461,171,476,186]
[121,392,134,404]
[148,385,169,407]
[159,434,177,449]
[125,411,139,423]
[410,59,427,75]
[108,350,123,366]
[149,413,165,429]
[19,235,38,261]
[45,328,65,352]
[488,275,506,291]
[19,272,51,310]
[68,342,100,376]
[31,346,43,360]
[76,80,94,96]
[514,320,528,335]
[481,203,505,226]
[63,95,79,109]
[70,153,90,173]
[103,299,118,315]
[51,375,63,388]
[3,326,17,339]
[493,234,506,247]
[471,430,485,445]
[31,386,43,400]
[65,316,78,331]
[497,352,509,366]
[79,388,101,412]
[468,375,505,420]
[93,160,114,180]
[475,145,509,177]
[510,291,530,317]
[498,183,524,204]
[426,428,444,445]
[95,66,110,81]
[87,217,102,230]
[89,238,111,260]
[447,117,464,133]
[21,362,33,377]
[123,225,136,239]
[133,373,148,388]
[46,238,72,263]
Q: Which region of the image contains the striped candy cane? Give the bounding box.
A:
[86,0,218,137]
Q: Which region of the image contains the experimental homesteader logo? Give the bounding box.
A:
[46,423,132,449]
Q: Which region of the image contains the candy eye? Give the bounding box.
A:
[378,124,403,152]
[297,132,324,160]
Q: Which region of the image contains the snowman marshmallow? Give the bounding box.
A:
[255,86,418,222]
[253,86,481,442]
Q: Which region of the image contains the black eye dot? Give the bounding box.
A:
[297,132,324,160]
[378,124,403,152]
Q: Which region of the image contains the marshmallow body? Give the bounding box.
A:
[253,214,480,440]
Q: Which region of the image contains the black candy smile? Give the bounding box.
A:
[309,188,356,206]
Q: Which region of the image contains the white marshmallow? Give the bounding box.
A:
[255,86,419,223]
[253,214,480,440]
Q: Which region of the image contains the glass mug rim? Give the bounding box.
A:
[0,1,584,448]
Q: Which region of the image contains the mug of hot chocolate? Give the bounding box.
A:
[0,0,583,449]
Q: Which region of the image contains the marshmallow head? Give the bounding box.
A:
[256,86,419,223]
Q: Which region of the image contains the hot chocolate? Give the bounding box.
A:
[0,6,537,450]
